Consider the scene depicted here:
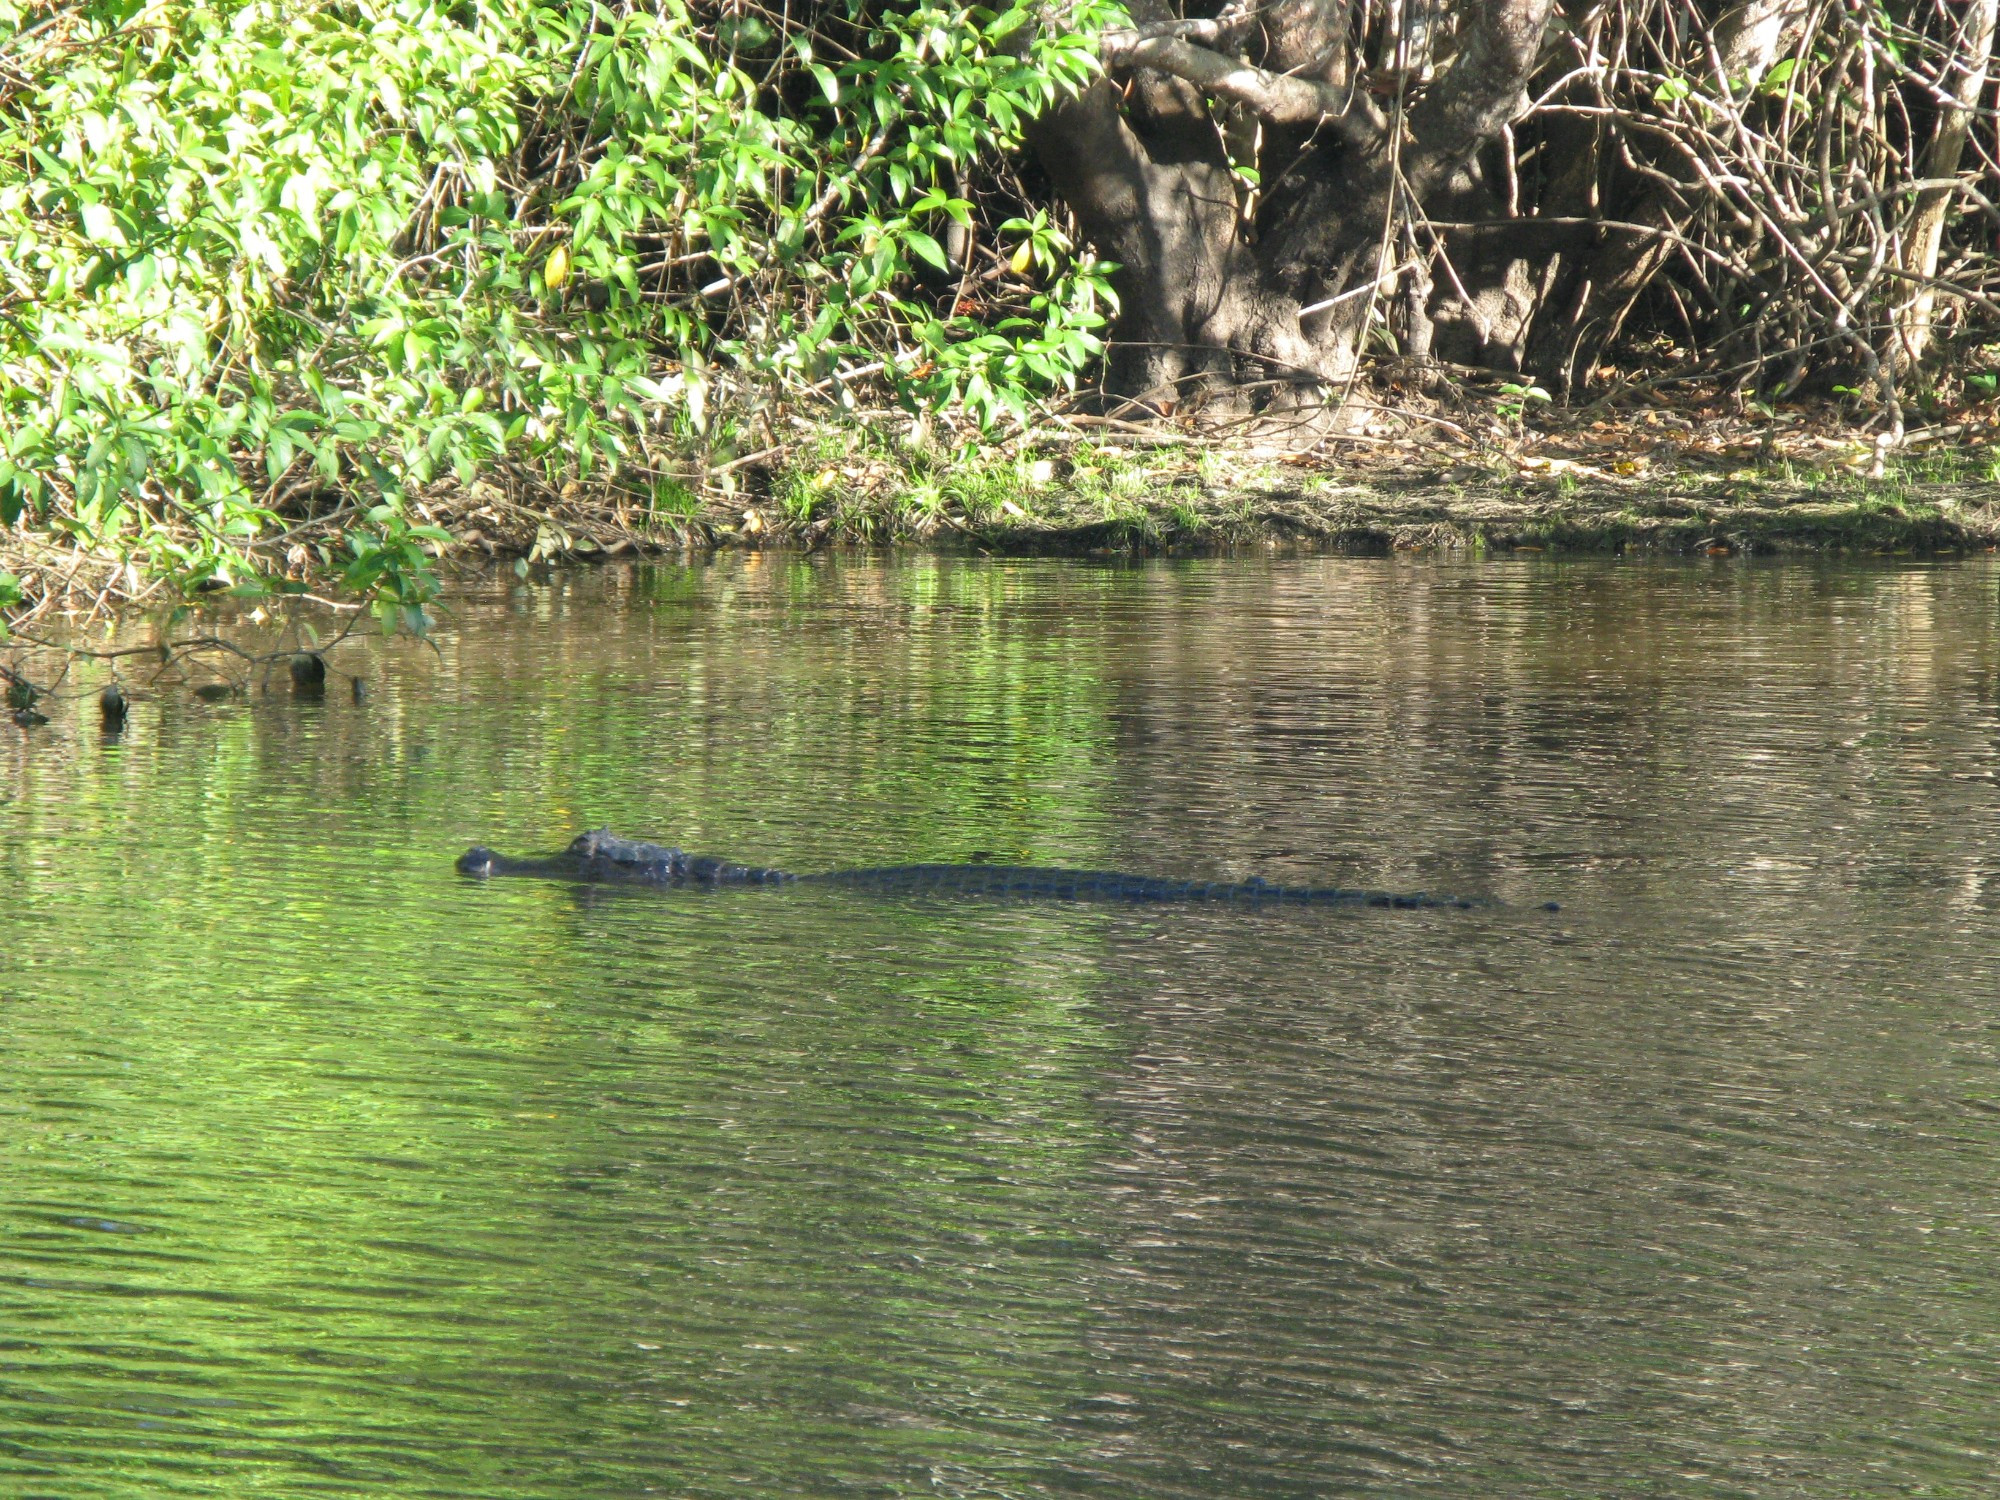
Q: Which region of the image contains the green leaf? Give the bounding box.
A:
[79,200,126,247]
[904,230,947,271]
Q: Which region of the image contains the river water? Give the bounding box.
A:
[4,556,2000,1497]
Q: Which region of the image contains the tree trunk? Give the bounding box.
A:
[1019,0,1991,418]
[1896,0,1998,372]
[1024,0,1556,412]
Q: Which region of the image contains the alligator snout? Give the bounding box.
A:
[457,846,501,878]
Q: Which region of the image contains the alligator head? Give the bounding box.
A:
[457,829,782,884]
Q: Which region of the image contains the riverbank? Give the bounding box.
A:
[726,457,2000,557]
[476,468,2000,560]
[6,393,1999,627]
[443,391,2000,561]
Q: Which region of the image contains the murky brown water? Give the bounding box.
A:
[5,555,2000,1496]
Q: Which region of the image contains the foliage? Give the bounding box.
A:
[0,0,1117,607]
[11,0,1998,615]
[1000,0,2000,419]
[1496,382,1552,427]
[1514,0,2000,416]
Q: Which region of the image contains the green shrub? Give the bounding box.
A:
[0,0,1117,606]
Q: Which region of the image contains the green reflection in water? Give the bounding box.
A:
[7,555,2000,1498]
[3,558,1143,1497]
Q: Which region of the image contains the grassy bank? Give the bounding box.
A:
[426,395,2000,565]
[8,397,2000,631]
[727,436,2000,557]
[15,0,2000,638]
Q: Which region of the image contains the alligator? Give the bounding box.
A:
[456,829,1538,909]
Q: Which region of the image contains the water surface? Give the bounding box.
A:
[5,556,2000,1497]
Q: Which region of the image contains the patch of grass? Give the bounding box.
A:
[939,460,1040,522]
[648,477,703,519]
[651,410,2000,560]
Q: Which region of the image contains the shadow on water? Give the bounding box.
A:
[4,554,2000,1496]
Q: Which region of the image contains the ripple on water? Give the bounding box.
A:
[5,556,2000,1496]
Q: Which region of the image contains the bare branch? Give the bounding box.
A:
[1100,29,1375,137]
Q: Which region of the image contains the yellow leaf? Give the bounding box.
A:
[544,244,570,290]
[1009,241,1033,275]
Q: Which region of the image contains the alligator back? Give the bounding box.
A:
[802,864,1469,907]
[459,831,1503,908]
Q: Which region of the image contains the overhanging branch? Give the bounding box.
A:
[1101,28,1381,139]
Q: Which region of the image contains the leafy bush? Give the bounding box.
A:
[0,0,1116,604]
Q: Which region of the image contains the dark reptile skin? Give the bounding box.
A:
[805,864,1461,906]
[458,830,1477,908]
